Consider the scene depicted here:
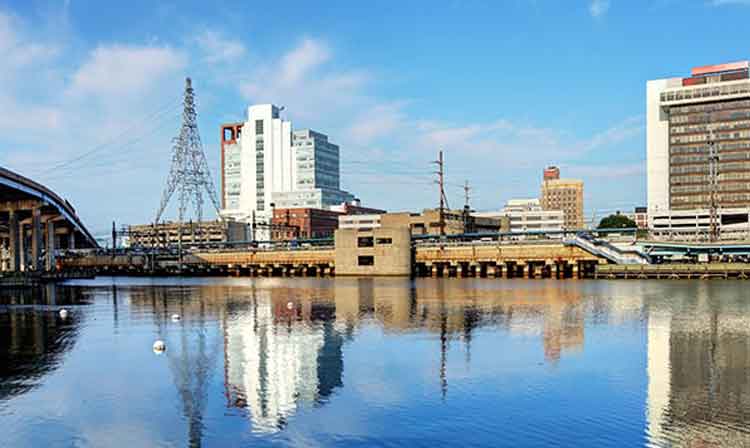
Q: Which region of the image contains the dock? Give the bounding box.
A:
[596,263,750,280]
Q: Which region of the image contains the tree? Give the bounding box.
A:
[597,213,636,229]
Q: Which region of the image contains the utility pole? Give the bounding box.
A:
[111,221,117,258]
[462,180,471,233]
[432,150,448,237]
[707,113,720,243]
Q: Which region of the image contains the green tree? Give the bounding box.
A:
[597,213,636,229]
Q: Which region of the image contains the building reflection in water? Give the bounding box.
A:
[647,282,750,447]
[0,285,83,403]
[224,283,344,434]
[111,278,750,445]
[221,278,598,431]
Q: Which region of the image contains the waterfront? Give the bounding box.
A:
[1,278,749,447]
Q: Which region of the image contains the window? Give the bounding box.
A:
[255,120,263,135]
[376,238,392,245]
[358,255,374,266]
[357,236,374,247]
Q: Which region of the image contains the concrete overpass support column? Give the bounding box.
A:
[496,263,504,278]
[18,223,25,271]
[31,208,42,271]
[520,263,529,279]
[545,260,554,279]
[68,231,76,249]
[46,220,55,272]
[571,261,580,279]
[7,210,19,272]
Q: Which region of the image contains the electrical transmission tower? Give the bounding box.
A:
[154,78,222,245]
[432,150,449,237]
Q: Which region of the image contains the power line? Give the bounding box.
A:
[31,95,182,176]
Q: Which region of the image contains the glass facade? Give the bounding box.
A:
[292,130,342,194]
[223,142,242,210]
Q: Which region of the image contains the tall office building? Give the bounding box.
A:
[647,61,750,235]
[219,104,354,229]
[540,166,584,229]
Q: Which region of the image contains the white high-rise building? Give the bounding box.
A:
[647,61,750,234]
[219,104,354,238]
[474,198,564,236]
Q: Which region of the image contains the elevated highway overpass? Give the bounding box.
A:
[0,166,98,272]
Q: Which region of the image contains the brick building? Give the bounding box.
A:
[271,208,342,240]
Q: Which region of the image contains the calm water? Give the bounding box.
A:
[1,277,749,447]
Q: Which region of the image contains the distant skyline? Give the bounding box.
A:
[2,0,750,233]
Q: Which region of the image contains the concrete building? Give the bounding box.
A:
[648,61,750,229]
[334,224,412,276]
[338,213,383,231]
[650,207,750,240]
[219,105,354,239]
[540,167,584,230]
[328,201,386,216]
[127,220,251,247]
[634,206,648,230]
[270,202,387,241]
[475,199,564,235]
[338,209,505,235]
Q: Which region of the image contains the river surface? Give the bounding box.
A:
[1,277,749,447]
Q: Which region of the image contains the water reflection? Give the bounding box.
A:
[647,283,750,446]
[1,278,750,446]
[0,285,83,402]
[224,287,344,433]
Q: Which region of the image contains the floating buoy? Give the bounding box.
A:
[59,309,69,319]
[171,314,181,322]
[286,302,294,310]
[153,340,166,353]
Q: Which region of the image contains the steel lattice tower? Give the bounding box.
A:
[155,78,222,230]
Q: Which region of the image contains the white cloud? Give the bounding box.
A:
[346,102,408,144]
[195,30,246,63]
[237,38,370,123]
[582,115,644,151]
[279,38,330,85]
[66,44,186,98]
[589,0,610,17]
[0,11,62,132]
[0,12,188,231]
[710,0,750,4]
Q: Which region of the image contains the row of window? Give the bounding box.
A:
[669,109,750,125]
[670,119,750,136]
[671,183,750,194]
[357,236,393,248]
[671,130,750,145]
[662,83,750,105]
[673,193,750,205]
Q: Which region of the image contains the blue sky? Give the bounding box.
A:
[1,0,749,233]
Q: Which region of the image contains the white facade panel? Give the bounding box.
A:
[646,78,677,222]
[220,104,356,238]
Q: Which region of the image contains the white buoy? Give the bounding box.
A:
[153,340,166,354]
[286,302,294,310]
[59,309,69,319]
[171,314,181,322]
